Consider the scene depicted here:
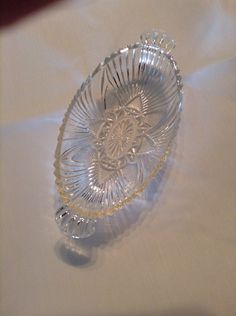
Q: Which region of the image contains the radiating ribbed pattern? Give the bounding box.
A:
[55,40,182,220]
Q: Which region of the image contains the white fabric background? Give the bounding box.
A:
[1,1,236,316]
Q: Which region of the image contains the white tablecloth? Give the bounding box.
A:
[1,1,236,315]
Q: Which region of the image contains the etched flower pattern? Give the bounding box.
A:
[95,95,152,174]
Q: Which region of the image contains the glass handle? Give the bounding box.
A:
[55,206,96,239]
[140,30,175,54]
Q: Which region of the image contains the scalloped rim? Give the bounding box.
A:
[54,41,183,220]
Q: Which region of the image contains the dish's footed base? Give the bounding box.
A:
[55,206,96,239]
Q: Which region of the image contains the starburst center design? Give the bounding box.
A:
[96,95,150,171]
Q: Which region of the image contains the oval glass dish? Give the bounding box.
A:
[54,30,183,239]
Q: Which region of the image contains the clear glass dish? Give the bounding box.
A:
[54,30,183,238]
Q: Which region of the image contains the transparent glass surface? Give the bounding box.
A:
[54,30,182,237]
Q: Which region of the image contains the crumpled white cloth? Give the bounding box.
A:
[1,1,236,316]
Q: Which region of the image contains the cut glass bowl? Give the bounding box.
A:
[54,30,183,239]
